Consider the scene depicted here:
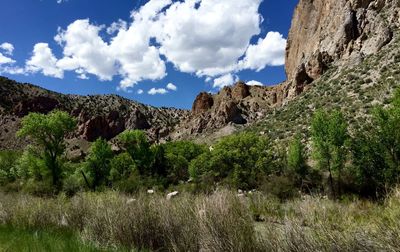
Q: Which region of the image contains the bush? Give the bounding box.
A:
[163,141,206,184]
[109,153,136,183]
[0,150,20,185]
[189,132,273,189]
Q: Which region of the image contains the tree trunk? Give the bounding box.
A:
[327,158,335,199]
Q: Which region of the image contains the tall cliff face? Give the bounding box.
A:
[286,0,399,85]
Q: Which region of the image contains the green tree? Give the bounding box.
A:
[163,141,207,184]
[0,150,20,185]
[373,90,400,170]
[17,110,76,188]
[287,135,308,183]
[351,89,400,196]
[311,109,348,197]
[109,152,136,183]
[85,138,113,190]
[15,148,47,181]
[150,144,168,177]
[118,130,152,174]
[189,133,273,189]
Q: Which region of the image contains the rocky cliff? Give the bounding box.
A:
[171,82,291,140]
[286,0,399,86]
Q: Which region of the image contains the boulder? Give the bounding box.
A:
[166,191,179,200]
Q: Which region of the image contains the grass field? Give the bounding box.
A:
[0,226,97,252]
[0,226,130,252]
[1,190,400,251]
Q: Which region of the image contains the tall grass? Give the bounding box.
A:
[0,225,118,252]
[1,189,400,251]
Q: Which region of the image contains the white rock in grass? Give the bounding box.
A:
[166,191,179,200]
[147,189,155,194]
[126,198,136,204]
[60,215,68,226]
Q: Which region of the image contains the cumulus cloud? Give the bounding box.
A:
[213,73,238,89]
[0,42,16,66]
[166,83,177,91]
[57,0,68,4]
[0,54,15,65]
[26,43,63,78]
[137,89,144,94]
[106,19,127,35]
[4,0,287,91]
[55,19,115,81]
[238,32,286,71]
[246,80,264,86]
[148,87,168,95]
[155,0,262,77]
[0,43,14,56]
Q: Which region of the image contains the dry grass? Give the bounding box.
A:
[1,189,400,251]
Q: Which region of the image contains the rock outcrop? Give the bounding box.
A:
[172,81,292,139]
[192,92,214,115]
[286,0,399,86]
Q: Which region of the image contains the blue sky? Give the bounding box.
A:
[0,0,298,109]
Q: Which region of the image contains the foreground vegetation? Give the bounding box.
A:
[1,189,400,251]
[0,225,115,252]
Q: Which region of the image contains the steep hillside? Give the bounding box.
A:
[0,77,189,152]
[248,32,400,145]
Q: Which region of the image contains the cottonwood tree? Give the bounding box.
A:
[85,138,113,190]
[311,109,348,197]
[352,88,400,196]
[118,130,153,175]
[287,135,308,185]
[17,110,76,189]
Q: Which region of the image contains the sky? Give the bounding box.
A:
[0,0,298,109]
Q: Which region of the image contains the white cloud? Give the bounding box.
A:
[137,89,144,94]
[106,19,128,35]
[0,53,15,65]
[57,0,68,4]
[213,73,239,89]
[166,82,177,91]
[4,0,287,91]
[247,80,264,86]
[154,0,262,77]
[0,43,14,55]
[0,42,16,66]
[0,66,25,75]
[238,32,286,71]
[55,19,115,81]
[26,43,63,78]
[148,87,168,95]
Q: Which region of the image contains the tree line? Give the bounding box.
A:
[1,89,400,199]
